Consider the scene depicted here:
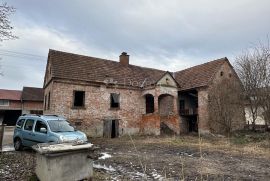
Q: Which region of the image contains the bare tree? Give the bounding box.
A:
[0,2,17,75]
[235,40,270,130]
[208,79,243,135]
[256,41,270,127]
[0,3,17,41]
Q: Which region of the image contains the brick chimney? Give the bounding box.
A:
[119,52,129,66]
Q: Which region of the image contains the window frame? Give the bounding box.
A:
[16,119,25,129]
[34,120,48,134]
[24,119,35,131]
[0,99,9,106]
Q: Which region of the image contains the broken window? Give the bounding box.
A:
[220,71,224,76]
[145,94,154,114]
[73,91,85,107]
[110,93,120,108]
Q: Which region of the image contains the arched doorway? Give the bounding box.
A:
[158,94,175,135]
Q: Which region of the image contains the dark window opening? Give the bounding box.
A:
[47,92,50,110]
[44,95,47,110]
[220,71,224,76]
[145,94,154,114]
[110,93,120,108]
[229,73,232,77]
[73,91,85,107]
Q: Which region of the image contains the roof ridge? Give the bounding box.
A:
[0,89,21,92]
[49,49,166,73]
[174,57,227,73]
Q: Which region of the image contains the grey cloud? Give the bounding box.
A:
[1,0,270,89]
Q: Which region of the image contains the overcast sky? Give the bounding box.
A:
[0,0,269,90]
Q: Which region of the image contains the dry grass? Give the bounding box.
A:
[120,132,270,159]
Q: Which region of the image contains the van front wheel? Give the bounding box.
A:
[14,138,23,151]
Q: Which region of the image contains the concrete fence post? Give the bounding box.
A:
[0,124,5,152]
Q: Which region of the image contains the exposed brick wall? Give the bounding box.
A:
[197,88,210,134]
[140,113,160,135]
[22,101,43,111]
[159,95,174,116]
[198,61,245,134]
[44,81,144,137]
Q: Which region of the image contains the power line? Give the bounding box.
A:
[0,49,46,58]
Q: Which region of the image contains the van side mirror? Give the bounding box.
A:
[40,127,47,133]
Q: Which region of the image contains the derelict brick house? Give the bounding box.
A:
[43,49,245,137]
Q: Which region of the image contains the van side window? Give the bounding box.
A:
[16,119,25,128]
[35,121,47,133]
[24,119,35,131]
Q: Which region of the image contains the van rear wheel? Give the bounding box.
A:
[14,138,23,151]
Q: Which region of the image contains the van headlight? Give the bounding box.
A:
[58,135,64,143]
[83,134,87,141]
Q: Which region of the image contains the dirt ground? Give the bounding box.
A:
[0,134,270,180]
[91,135,270,180]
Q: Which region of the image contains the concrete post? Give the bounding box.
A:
[0,124,6,152]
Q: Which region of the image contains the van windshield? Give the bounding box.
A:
[47,120,74,132]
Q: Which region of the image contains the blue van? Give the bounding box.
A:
[13,114,88,151]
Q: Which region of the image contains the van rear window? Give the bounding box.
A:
[16,119,25,128]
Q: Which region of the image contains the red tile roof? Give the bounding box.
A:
[48,49,166,88]
[47,49,227,90]
[22,87,44,101]
[175,58,228,90]
[0,89,22,100]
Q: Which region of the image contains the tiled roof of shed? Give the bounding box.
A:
[0,89,22,100]
[174,58,228,90]
[22,87,44,101]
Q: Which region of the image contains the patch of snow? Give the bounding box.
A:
[93,163,116,172]
[99,152,112,160]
